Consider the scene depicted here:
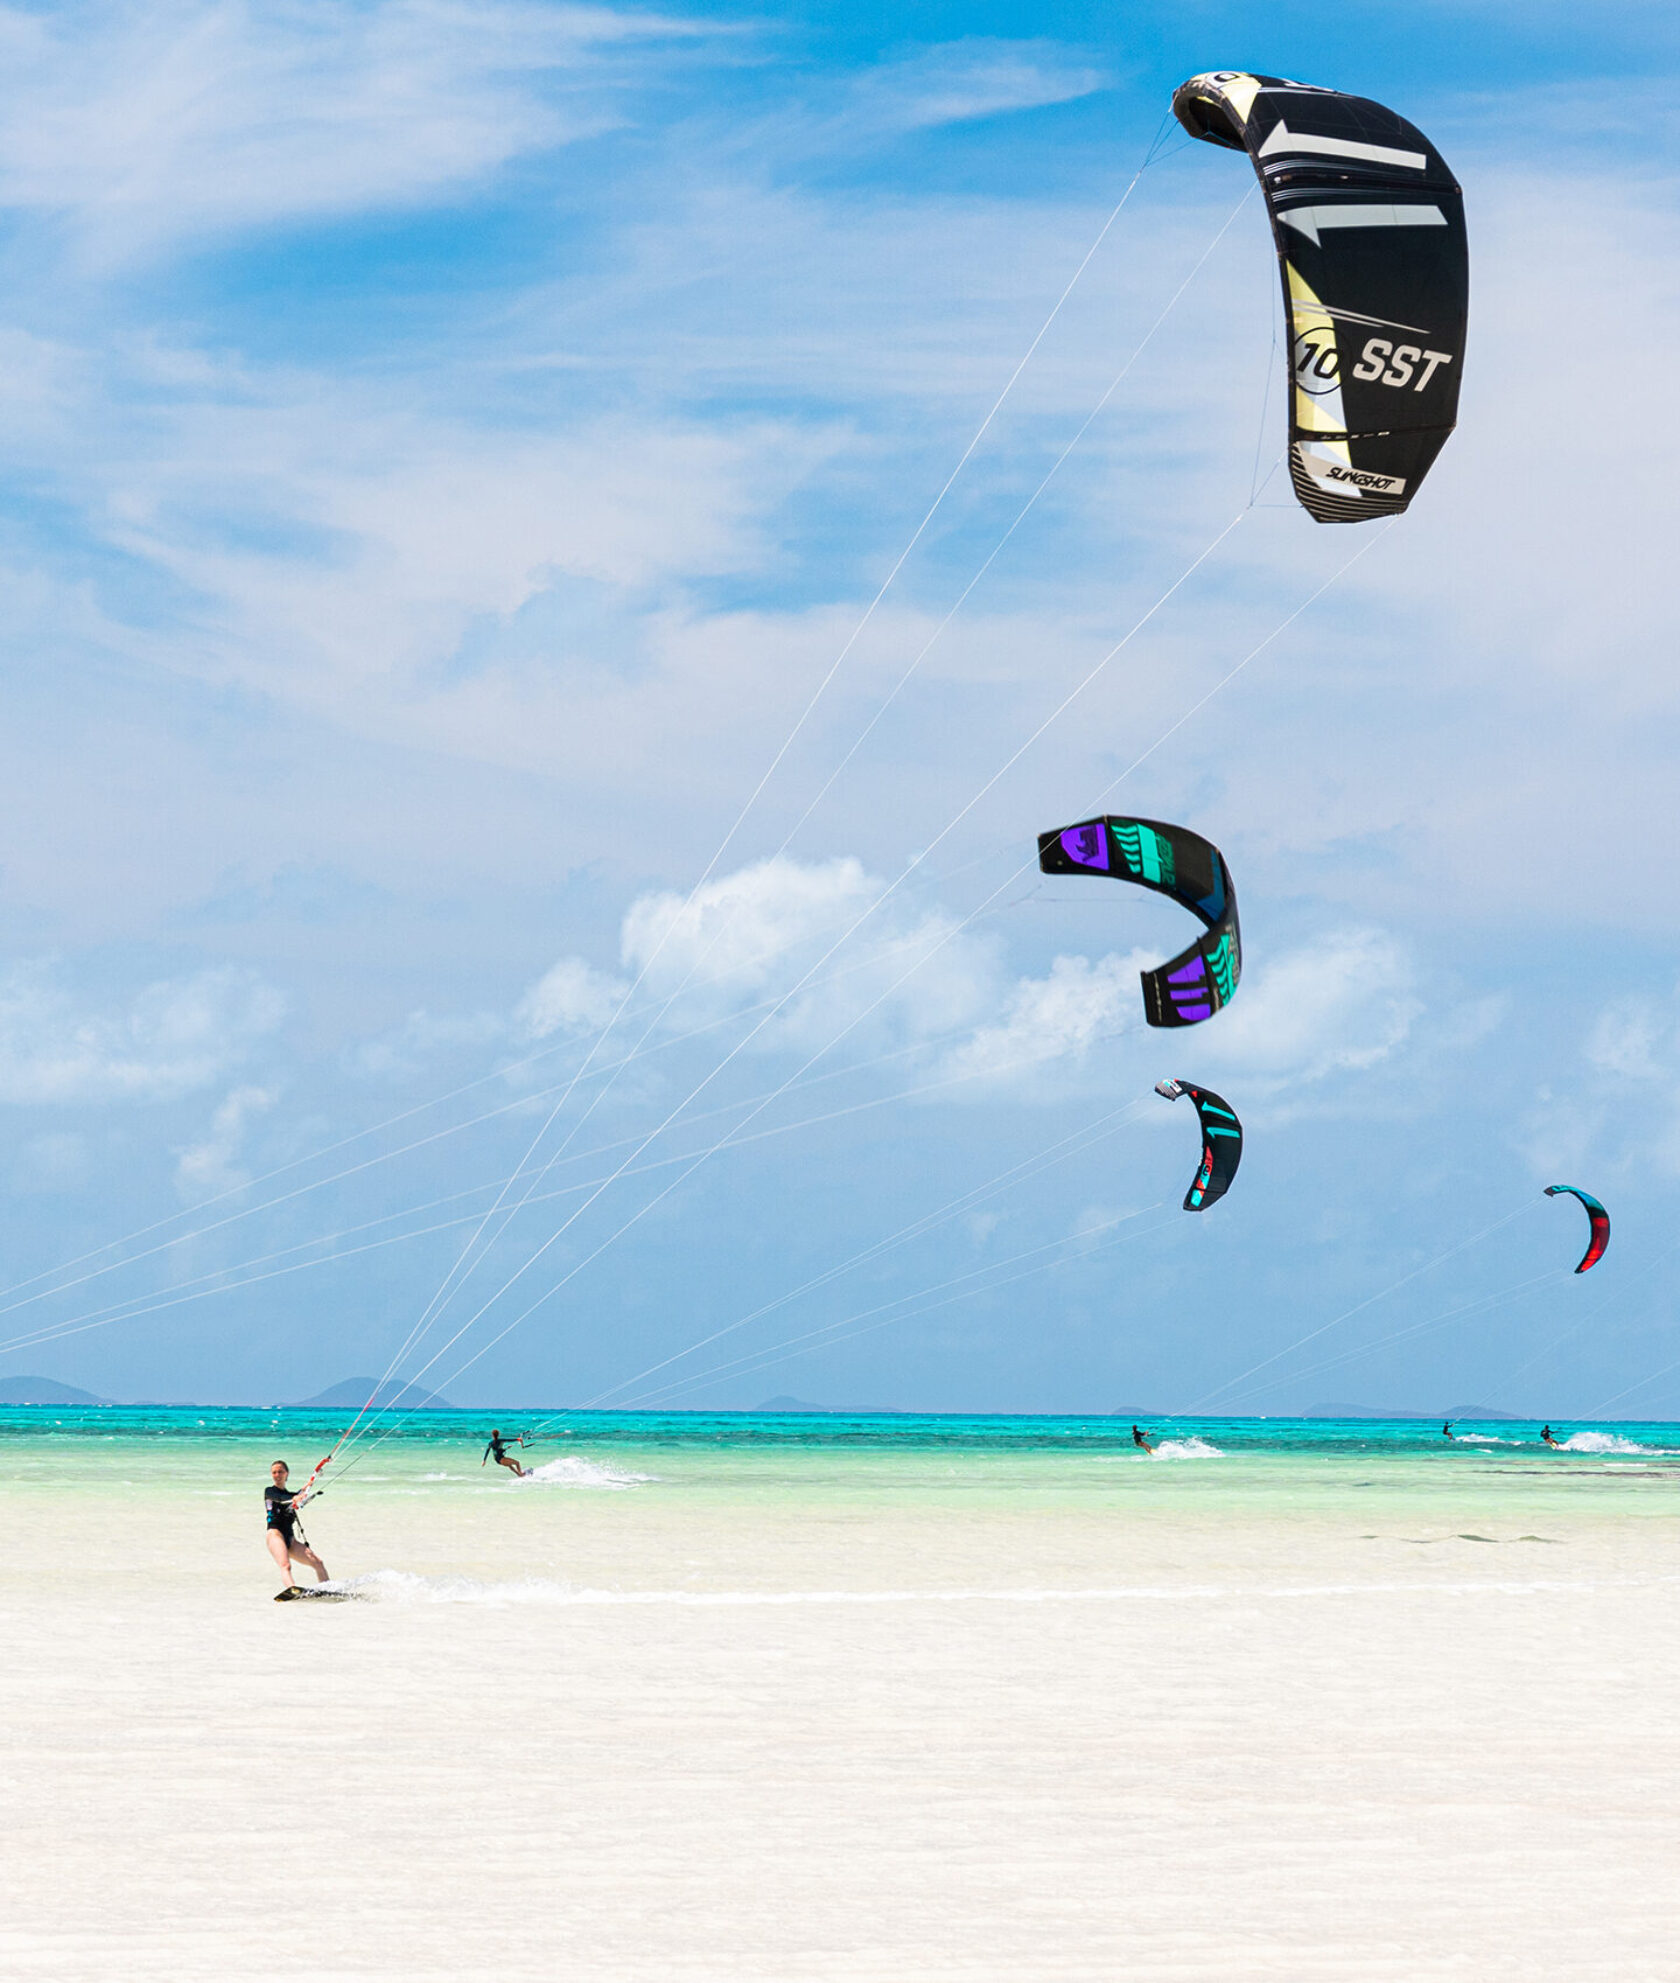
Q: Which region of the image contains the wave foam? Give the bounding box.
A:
[516,1455,655,1490]
[1151,1437,1225,1460]
[344,1569,1679,1608]
[1557,1431,1668,1456]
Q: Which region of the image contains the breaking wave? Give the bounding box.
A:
[516,1455,655,1490]
[1557,1431,1668,1456]
[1151,1437,1225,1459]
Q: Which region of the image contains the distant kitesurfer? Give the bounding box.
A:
[1442,1421,1454,1440]
[483,1428,528,1478]
[1541,1424,1560,1449]
[1132,1424,1156,1455]
[266,1460,329,1589]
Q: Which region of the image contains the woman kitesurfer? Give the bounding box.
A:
[483,1428,529,1479]
[1131,1425,1156,1455]
[1541,1425,1561,1449]
[266,1460,329,1588]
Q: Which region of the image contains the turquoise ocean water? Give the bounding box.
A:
[9,1404,1677,1511]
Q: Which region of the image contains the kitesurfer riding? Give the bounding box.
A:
[1541,1424,1560,1449]
[1442,1421,1454,1440]
[265,1460,329,1589]
[1132,1424,1156,1455]
[483,1428,528,1479]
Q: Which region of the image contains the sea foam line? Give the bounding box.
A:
[515,1456,656,1489]
[348,1568,1680,1608]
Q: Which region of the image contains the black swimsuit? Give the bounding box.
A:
[265,1484,301,1544]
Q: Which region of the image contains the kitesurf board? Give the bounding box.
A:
[275,1584,359,1602]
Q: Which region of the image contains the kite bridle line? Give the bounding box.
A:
[316,126,1188,1470]
[767,183,1258,870]
[1,152,1252,1435]
[337,505,1390,1471]
[0,128,1183,1388]
[341,495,1396,1459]
[324,505,1254,1474]
[1563,1234,1680,1418]
[303,1034,1100,1494]
[335,1102,1172,1478]
[535,1098,1161,1430]
[582,531,1396,1428]
[1210,1265,1568,1417]
[0,922,977,1355]
[0,1025,1080,1368]
[323,999,1158,1483]
[410,174,1268,1345]
[1173,1197,1546,1420]
[606,1208,1180,1417]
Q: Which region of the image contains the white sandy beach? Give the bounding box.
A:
[4,1438,1678,1980]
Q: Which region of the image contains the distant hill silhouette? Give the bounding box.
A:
[0,1375,111,1405]
[1305,1400,1514,1421]
[291,1377,453,1410]
[751,1395,904,1413]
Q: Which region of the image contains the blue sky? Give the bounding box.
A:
[1,0,1677,1414]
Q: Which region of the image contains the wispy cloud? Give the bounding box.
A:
[174,1081,276,1199]
[1190,931,1421,1091]
[0,0,708,260]
[0,960,285,1104]
[846,40,1105,135]
[935,950,1139,1095]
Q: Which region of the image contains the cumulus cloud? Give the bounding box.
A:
[0,961,285,1104]
[516,957,629,1041]
[613,854,996,1055]
[1189,930,1421,1093]
[936,951,1138,1095]
[511,867,1435,1121]
[174,1083,277,1201]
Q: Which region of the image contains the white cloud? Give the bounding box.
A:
[615,854,995,1055]
[1189,931,1420,1092]
[850,41,1105,133]
[1573,986,1680,1175]
[623,854,881,998]
[174,1082,276,1200]
[937,951,1137,1095]
[0,0,703,260]
[516,957,628,1041]
[1587,998,1668,1083]
[0,961,285,1104]
[511,875,1427,1119]
[91,395,814,727]
[349,1007,509,1078]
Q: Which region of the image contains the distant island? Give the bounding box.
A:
[0,1375,112,1406]
[289,1377,454,1410]
[751,1395,904,1413]
[1304,1401,1516,1421]
[0,1373,459,1409]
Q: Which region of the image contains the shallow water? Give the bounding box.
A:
[4,1409,1678,1978]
